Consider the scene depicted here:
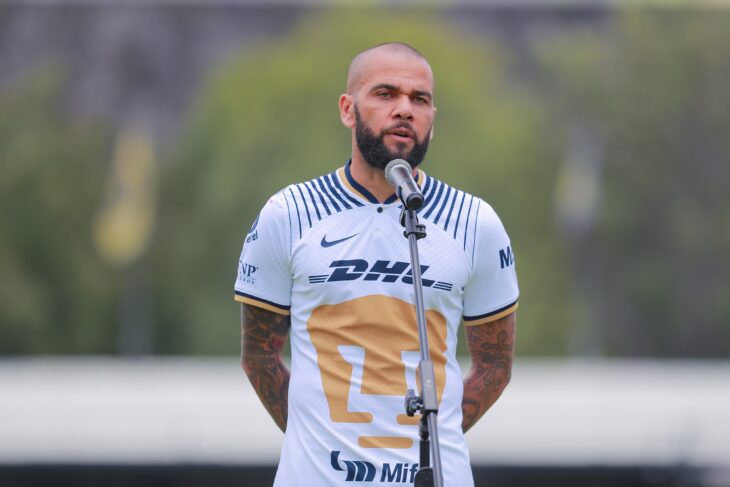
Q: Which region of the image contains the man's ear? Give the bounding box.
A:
[429,106,437,140]
[339,94,355,129]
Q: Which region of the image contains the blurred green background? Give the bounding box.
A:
[1,4,728,358]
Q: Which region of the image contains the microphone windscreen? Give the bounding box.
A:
[384,159,412,186]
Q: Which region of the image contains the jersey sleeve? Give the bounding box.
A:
[462,199,519,325]
[233,190,292,315]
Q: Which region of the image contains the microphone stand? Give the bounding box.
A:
[400,207,444,487]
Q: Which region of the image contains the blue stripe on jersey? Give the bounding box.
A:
[235,290,291,312]
[303,182,322,221]
[422,179,444,218]
[452,191,467,239]
[325,173,352,210]
[418,176,435,214]
[421,174,433,199]
[308,180,332,216]
[315,177,341,212]
[288,188,302,239]
[332,171,364,207]
[296,184,313,228]
[443,189,460,232]
[471,199,482,266]
[463,194,475,250]
[463,298,518,322]
[284,190,294,250]
[419,178,435,215]
[433,185,453,224]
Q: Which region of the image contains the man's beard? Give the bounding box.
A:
[354,105,430,170]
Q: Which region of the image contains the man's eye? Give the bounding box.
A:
[414,97,427,104]
[376,92,391,98]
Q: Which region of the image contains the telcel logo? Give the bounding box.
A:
[246,216,259,243]
[245,231,258,243]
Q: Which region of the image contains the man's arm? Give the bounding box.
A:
[240,303,291,432]
[461,311,516,432]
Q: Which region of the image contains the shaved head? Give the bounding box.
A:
[346,42,432,94]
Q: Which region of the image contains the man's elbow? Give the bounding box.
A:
[503,368,512,390]
[499,364,513,394]
[241,351,255,378]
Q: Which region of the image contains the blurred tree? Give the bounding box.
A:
[4,7,726,358]
[0,69,114,353]
[153,10,564,356]
[537,10,730,356]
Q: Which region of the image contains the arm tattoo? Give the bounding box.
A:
[462,312,516,432]
[241,304,291,432]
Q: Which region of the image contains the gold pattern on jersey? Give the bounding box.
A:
[307,295,447,448]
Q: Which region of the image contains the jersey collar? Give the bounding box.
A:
[337,159,425,205]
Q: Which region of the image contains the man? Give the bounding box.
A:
[235,42,518,486]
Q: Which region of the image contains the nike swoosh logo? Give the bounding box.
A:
[321,233,359,248]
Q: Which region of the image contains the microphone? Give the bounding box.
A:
[384,159,424,210]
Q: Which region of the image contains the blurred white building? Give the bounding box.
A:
[1,357,728,476]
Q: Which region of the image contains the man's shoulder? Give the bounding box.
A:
[256,188,290,217]
[281,169,341,198]
[258,166,340,212]
[419,173,492,230]
[260,168,370,243]
[420,173,481,210]
[284,168,366,216]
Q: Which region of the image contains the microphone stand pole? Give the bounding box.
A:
[401,208,444,487]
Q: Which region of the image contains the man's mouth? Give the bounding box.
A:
[385,127,415,141]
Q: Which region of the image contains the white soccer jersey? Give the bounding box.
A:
[234,161,518,486]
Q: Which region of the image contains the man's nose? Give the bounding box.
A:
[393,95,414,120]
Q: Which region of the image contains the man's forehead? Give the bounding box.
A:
[348,49,433,94]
